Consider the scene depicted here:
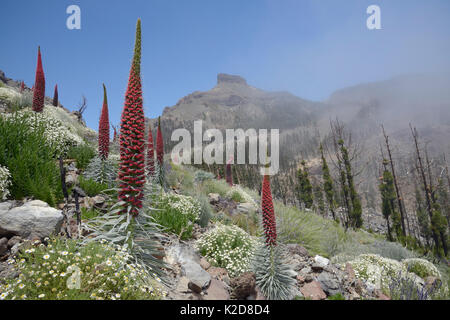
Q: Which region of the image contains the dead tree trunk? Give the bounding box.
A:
[382,125,407,237]
[410,124,441,255]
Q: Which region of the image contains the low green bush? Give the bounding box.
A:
[152,192,201,239]
[78,176,109,197]
[0,237,164,300]
[0,113,64,206]
[67,144,96,171]
[202,179,229,197]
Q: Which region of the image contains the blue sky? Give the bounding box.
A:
[1,0,450,130]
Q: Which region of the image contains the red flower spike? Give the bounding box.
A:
[52,84,58,106]
[32,46,45,112]
[261,174,277,246]
[98,83,110,160]
[118,19,145,216]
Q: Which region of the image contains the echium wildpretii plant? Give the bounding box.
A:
[251,160,296,300]
[226,160,233,186]
[52,84,58,107]
[155,117,165,187]
[98,83,110,160]
[118,19,146,216]
[32,46,45,112]
[81,19,168,289]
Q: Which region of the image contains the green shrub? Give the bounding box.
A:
[81,207,101,220]
[196,193,214,228]
[231,211,261,236]
[0,113,63,206]
[327,293,345,300]
[196,223,257,277]
[67,144,96,171]
[229,190,244,202]
[202,179,229,197]
[226,185,256,204]
[0,237,164,300]
[402,258,441,279]
[152,192,201,240]
[78,176,109,197]
[194,170,215,183]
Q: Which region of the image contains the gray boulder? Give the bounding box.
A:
[317,271,342,296]
[0,200,64,239]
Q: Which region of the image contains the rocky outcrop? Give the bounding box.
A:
[0,200,64,239]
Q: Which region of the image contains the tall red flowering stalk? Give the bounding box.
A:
[118,19,146,216]
[113,125,118,143]
[20,81,24,93]
[261,168,277,246]
[98,83,110,160]
[52,84,58,106]
[32,46,45,112]
[147,123,155,176]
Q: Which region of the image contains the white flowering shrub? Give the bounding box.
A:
[347,254,423,291]
[0,237,165,300]
[152,192,201,239]
[2,109,82,155]
[402,258,441,279]
[196,223,258,277]
[43,105,96,141]
[226,185,257,206]
[0,165,11,200]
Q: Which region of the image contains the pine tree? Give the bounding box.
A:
[320,144,336,220]
[118,19,146,216]
[379,159,397,241]
[339,139,362,228]
[32,46,45,112]
[52,84,58,106]
[98,84,110,160]
[296,160,313,209]
[147,123,155,176]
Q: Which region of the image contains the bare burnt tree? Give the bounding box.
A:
[381,125,408,236]
[73,95,87,123]
[410,124,446,256]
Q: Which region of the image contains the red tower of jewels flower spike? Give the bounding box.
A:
[32,46,45,112]
[98,83,110,160]
[147,123,155,176]
[20,81,25,93]
[52,84,58,106]
[261,165,277,246]
[118,19,146,216]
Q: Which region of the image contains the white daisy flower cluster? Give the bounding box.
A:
[0,237,165,300]
[2,108,83,155]
[0,165,11,200]
[401,258,442,279]
[347,254,424,291]
[196,223,258,277]
[159,192,201,221]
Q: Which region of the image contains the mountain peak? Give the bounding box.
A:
[217,73,247,86]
